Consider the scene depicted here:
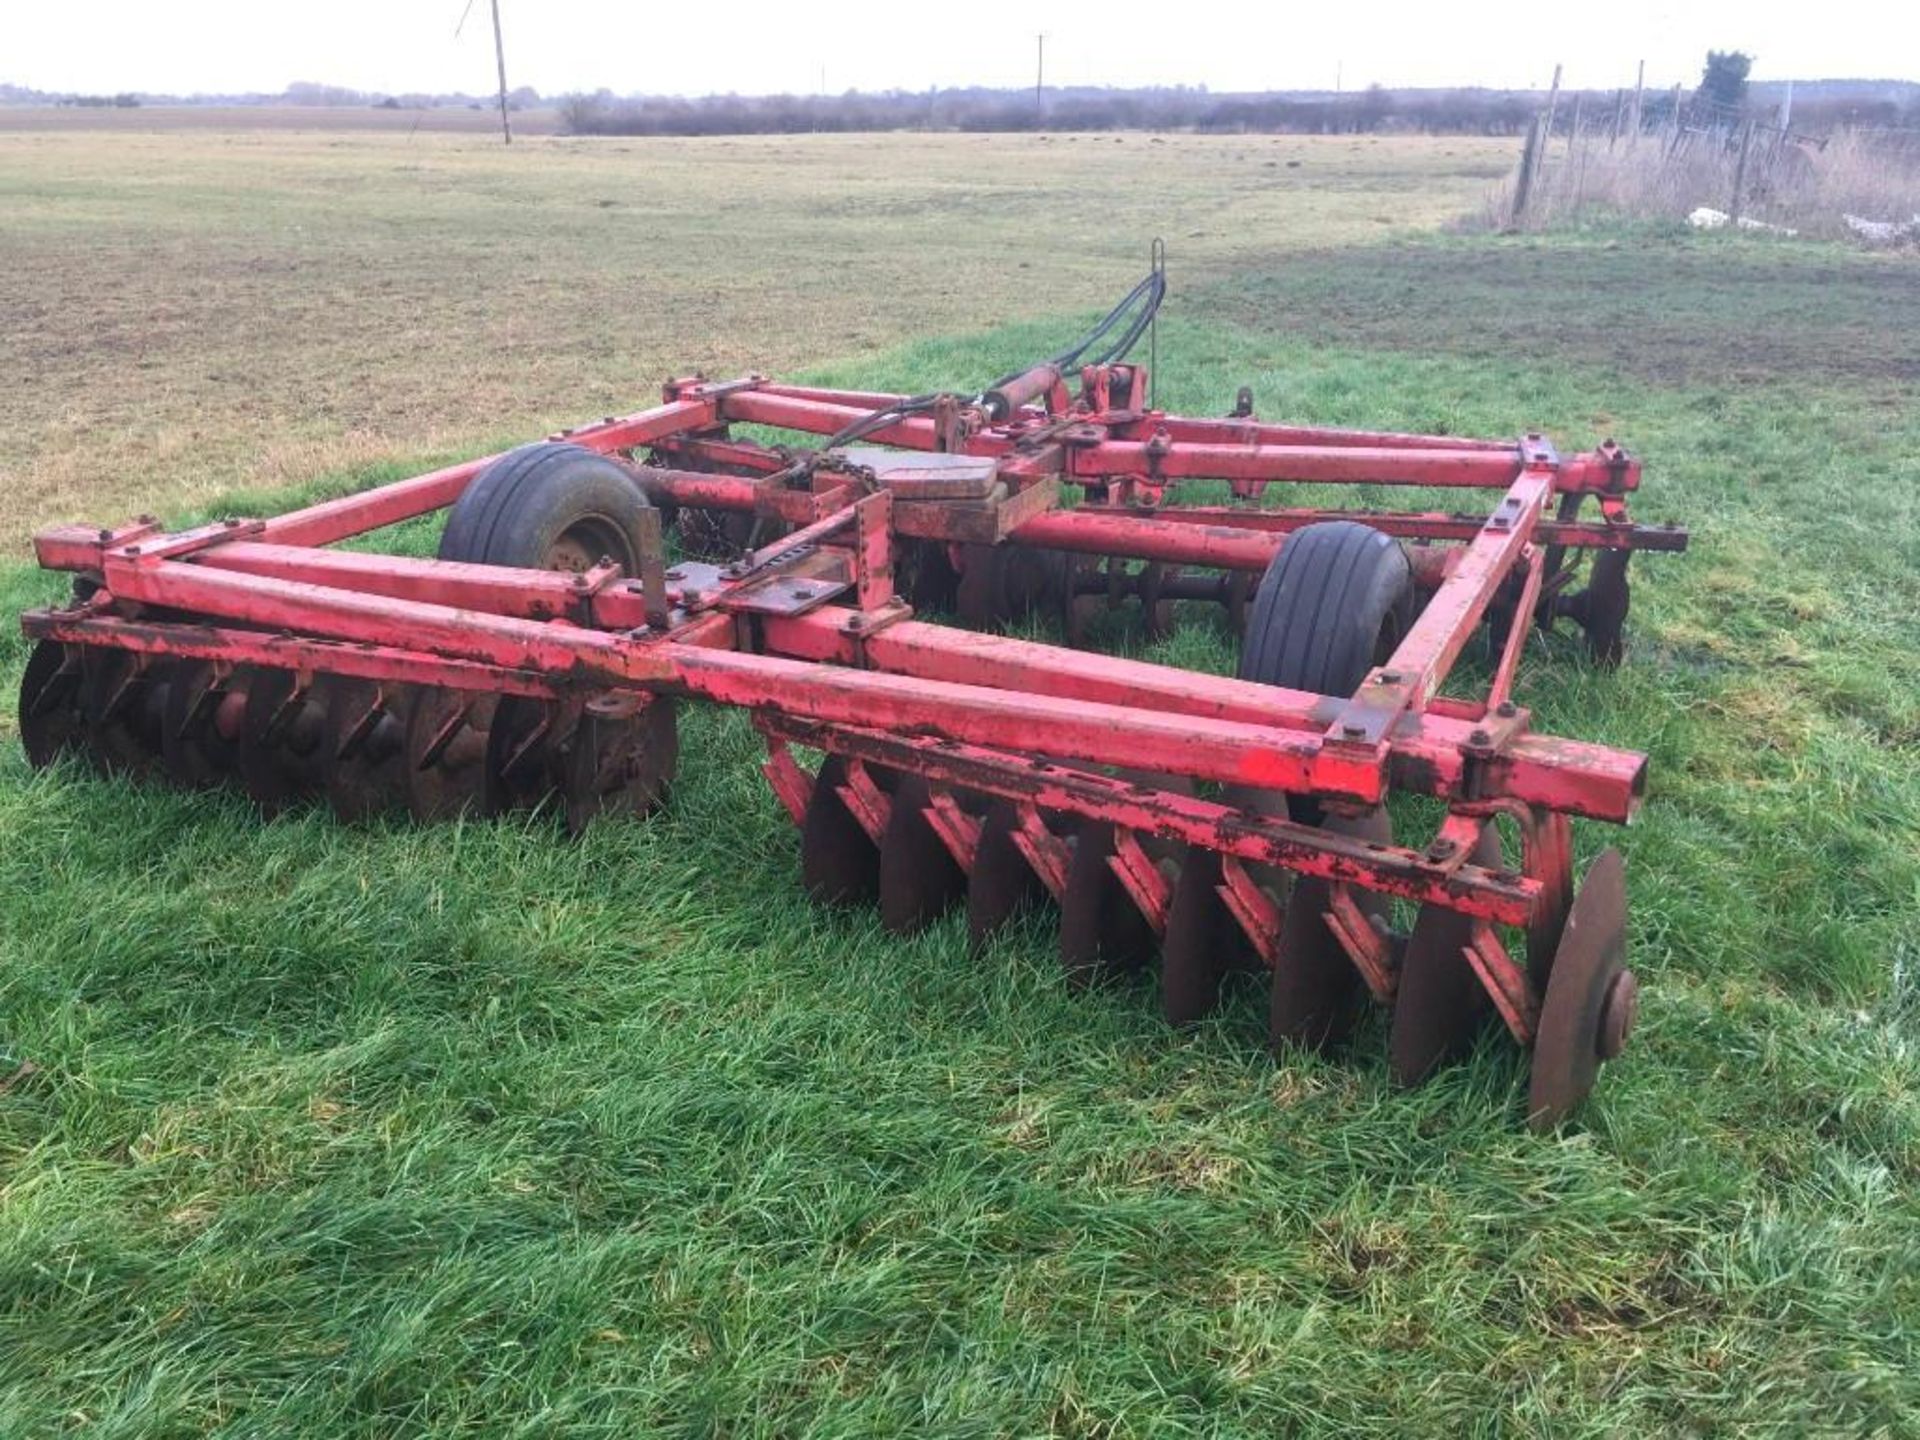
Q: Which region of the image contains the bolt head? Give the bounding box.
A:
[1495,701,1517,718]
[1470,728,1492,746]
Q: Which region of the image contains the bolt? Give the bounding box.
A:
[1427,838,1457,859]
[846,616,865,631]
[98,529,113,543]
[1495,701,1517,718]
[1470,728,1492,746]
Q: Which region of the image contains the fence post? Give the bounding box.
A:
[1729,120,1755,223]
[1511,116,1542,228]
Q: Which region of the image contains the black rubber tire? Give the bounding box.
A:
[1237,521,1413,696]
[440,442,654,572]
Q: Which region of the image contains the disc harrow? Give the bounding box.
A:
[16,270,1687,1129]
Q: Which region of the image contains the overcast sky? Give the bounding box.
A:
[8,1,1917,98]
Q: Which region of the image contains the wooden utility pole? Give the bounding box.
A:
[490,0,511,145]
[1628,59,1645,143]
[1035,34,1045,126]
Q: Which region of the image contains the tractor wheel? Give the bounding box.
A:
[1234,521,1412,1049]
[438,442,678,822]
[440,441,656,574]
[1238,521,1413,701]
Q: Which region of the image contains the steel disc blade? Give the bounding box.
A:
[955,546,1000,627]
[1058,554,1098,649]
[563,696,677,835]
[1529,849,1632,1131]
[1224,571,1253,636]
[1577,549,1631,667]
[1058,820,1155,991]
[801,755,881,906]
[902,539,960,613]
[237,669,330,815]
[78,647,168,778]
[18,641,84,769]
[877,774,966,934]
[484,696,565,815]
[1140,563,1177,641]
[159,661,239,791]
[402,687,497,822]
[1388,821,1503,1086]
[1270,806,1393,1053]
[324,679,409,823]
[1161,846,1231,1026]
[966,800,1044,950]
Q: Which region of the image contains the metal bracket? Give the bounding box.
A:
[1464,921,1539,1045]
[1108,827,1171,935]
[110,517,266,564]
[1216,856,1282,970]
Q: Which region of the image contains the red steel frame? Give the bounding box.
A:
[23,363,1685,1045]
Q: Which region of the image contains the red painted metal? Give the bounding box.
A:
[19,359,1687,1108]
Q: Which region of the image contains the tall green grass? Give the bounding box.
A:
[1,240,1916,1435]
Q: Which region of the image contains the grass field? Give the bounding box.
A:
[2,123,1918,1435]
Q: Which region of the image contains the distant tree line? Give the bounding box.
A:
[558,85,1574,138]
[556,81,1920,139]
[2,73,1915,137]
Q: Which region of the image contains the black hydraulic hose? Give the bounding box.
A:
[795,268,1169,475]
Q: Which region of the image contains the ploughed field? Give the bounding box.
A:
[1,122,1916,1434]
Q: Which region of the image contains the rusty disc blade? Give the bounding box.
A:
[18,641,85,770]
[1224,571,1253,635]
[562,695,677,835]
[237,668,331,815]
[1058,820,1155,991]
[1529,848,1632,1131]
[1161,846,1231,1026]
[955,545,1001,627]
[159,661,239,791]
[801,755,881,906]
[78,646,168,779]
[484,695,567,815]
[402,687,497,822]
[1574,549,1631,667]
[325,679,410,824]
[966,800,1045,950]
[877,774,967,934]
[1140,562,1178,641]
[902,539,960,613]
[1388,820,1502,1086]
[1271,806,1393,1053]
